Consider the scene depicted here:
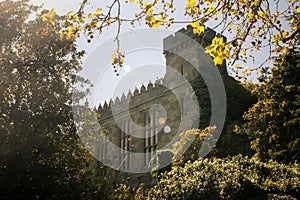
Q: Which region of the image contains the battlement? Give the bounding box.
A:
[97,79,163,112]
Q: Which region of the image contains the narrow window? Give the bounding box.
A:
[119,119,131,170]
[181,98,185,114]
[144,110,158,166]
[98,135,108,161]
[180,63,184,76]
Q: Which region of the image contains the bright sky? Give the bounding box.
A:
[29,0,193,106]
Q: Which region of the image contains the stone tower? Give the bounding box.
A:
[163,25,227,83]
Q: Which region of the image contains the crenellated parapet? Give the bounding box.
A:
[163,26,217,54]
[97,79,166,119]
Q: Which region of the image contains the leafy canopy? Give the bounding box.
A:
[42,0,300,77]
[0,0,106,198]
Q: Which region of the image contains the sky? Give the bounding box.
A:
[27,0,281,106]
[29,0,195,106]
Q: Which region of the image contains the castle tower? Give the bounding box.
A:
[163,26,227,84]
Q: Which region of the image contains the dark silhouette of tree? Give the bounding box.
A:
[0,1,106,199]
[240,44,300,163]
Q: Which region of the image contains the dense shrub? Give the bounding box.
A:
[111,184,148,200]
[147,155,299,200]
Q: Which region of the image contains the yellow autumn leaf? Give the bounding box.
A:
[272,33,280,45]
[230,9,237,15]
[146,7,153,15]
[41,9,56,25]
[250,1,258,7]
[42,14,47,21]
[152,21,162,28]
[96,8,102,13]
[193,25,205,35]
[66,11,73,16]
[205,37,229,65]
[247,12,254,20]
[280,46,288,53]
[67,27,74,39]
[186,0,196,8]
[190,21,200,28]
[205,5,216,15]
[48,9,56,18]
[145,15,155,23]
[282,31,288,37]
[205,45,214,54]
[258,11,264,17]
[297,7,300,13]
[272,31,288,45]
[112,53,117,64]
[214,56,223,65]
[290,17,295,24]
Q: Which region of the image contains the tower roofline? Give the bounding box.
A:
[163,25,228,75]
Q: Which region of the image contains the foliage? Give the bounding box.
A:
[109,156,300,199]
[111,183,148,200]
[172,127,216,165]
[73,102,104,155]
[0,0,110,198]
[238,46,300,163]
[205,36,229,65]
[191,74,255,157]
[111,184,134,200]
[215,76,256,157]
[147,155,300,200]
[42,0,299,76]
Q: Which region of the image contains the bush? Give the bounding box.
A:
[147,155,299,199]
[111,184,148,200]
